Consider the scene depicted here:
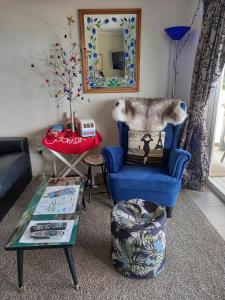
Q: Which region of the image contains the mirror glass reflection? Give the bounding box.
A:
[97,29,125,78]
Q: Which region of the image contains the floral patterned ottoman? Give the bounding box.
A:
[111,199,166,279]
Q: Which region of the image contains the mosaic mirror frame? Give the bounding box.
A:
[79,9,141,93]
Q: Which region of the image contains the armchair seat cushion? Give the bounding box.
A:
[108,164,181,207]
[0,153,30,198]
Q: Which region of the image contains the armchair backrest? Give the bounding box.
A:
[118,102,186,164]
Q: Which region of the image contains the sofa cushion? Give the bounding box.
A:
[108,164,179,192]
[0,153,30,198]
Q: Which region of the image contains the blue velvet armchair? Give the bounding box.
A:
[102,105,191,217]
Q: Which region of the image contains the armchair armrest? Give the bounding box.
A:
[168,148,191,180]
[0,137,29,155]
[102,146,124,173]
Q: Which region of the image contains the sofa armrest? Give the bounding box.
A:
[102,146,124,173]
[168,148,191,180]
[0,137,29,155]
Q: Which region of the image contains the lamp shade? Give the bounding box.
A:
[164,26,191,40]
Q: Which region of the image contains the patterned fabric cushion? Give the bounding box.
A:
[127,131,165,165]
[111,199,166,279]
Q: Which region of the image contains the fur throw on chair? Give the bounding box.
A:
[112,98,187,131]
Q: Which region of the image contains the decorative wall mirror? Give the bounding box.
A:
[79,9,141,93]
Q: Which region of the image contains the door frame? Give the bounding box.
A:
[207,71,223,167]
[206,68,225,202]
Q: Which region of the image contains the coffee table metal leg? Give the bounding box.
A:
[64,247,79,290]
[17,249,24,292]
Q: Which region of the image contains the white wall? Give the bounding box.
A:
[0,0,201,175]
[175,0,203,102]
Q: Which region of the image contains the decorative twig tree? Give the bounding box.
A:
[31,16,83,132]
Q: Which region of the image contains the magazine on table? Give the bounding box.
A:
[33,185,80,215]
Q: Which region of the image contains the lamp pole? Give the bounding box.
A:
[171,40,179,99]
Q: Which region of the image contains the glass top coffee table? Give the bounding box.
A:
[5,177,85,292]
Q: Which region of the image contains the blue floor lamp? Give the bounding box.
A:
[164,26,191,98]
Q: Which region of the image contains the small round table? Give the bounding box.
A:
[83,155,110,202]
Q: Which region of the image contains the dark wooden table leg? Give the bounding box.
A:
[64,247,79,290]
[101,165,110,199]
[88,166,92,203]
[166,207,173,218]
[82,196,87,210]
[82,182,87,211]
[82,169,90,210]
[17,249,24,292]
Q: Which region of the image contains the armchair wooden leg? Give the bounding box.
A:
[166,207,173,218]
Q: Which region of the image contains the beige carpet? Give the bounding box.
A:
[1,179,225,300]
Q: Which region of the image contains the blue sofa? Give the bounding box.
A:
[102,108,191,217]
[0,137,32,221]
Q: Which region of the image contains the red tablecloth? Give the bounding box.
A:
[42,130,102,154]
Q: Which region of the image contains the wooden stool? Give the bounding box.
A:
[83,155,110,202]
